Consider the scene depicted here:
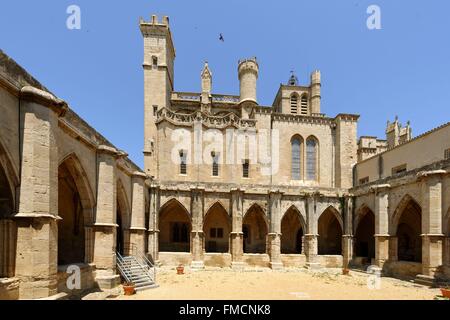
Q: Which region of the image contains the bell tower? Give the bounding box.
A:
[140,15,175,178]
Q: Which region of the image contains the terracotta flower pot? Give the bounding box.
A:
[123,284,135,296]
[176,265,184,275]
[441,288,450,299]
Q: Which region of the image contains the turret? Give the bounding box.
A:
[238,57,259,104]
[310,70,321,115]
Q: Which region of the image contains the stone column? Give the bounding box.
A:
[92,145,120,289]
[14,87,66,299]
[389,236,398,262]
[129,171,148,254]
[342,196,354,269]
[305,194,320,269]
[268,190,283,270]
[190,187,204,269]
[417,170,445,280]
[371,184,390,268]
[147,185,160,264]
[230,188,244,270]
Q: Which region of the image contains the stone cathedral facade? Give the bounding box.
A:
[0,14,449,299]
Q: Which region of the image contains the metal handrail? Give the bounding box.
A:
[130,243,157,283]
[116,244,157,286]
[116,252,132,284]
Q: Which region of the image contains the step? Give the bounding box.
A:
[135,283,159,292]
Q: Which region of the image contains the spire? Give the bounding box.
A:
[201,61,212,94]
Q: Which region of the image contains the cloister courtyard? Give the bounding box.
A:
[111,267,441,300]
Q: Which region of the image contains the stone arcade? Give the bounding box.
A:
[0,14,449,299]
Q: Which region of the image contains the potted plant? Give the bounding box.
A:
[441,286,450,299]
[123,282,135,296]
[176,264,184,275]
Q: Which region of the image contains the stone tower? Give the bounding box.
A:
[238,57,258,104]
[310,70,321,115]
[140,15,175,178]
[238,57,259,119]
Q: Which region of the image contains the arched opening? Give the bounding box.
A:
[395,199,422,262]
[290,94,298,114]
[300,95,308,115]
[291,136,303,180]
[58,161,86,265]
[243,205,268,254]
[354,207,375,261]
[0,156,16,277]
[281,207,305,254]
[116,180,131,256]
[318,207,342,255]
[203,203,230,253]
[159,199,191,252]
[305,136,318,181]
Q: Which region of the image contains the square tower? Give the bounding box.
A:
[140,15,175,178]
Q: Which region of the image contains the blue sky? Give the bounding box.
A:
[1,1,449,168]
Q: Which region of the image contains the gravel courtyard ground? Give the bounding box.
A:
[111,267,442,300]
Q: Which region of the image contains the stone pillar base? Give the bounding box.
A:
[374,234,390,269]
[306,262,321,270]
[190,260,205,270]
[421,234,444,277]
[231,262,245,271]
[270,262,283,270]
[95,271,120,290]
[414,274,436,287]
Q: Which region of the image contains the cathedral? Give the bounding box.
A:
[0,14,449,300]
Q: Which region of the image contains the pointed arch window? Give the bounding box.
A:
[290,94,298,114]
[291,137,302,180]
[306,137,318,181]
[300,95,308,115]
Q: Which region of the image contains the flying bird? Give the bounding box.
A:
[219,33,224,42]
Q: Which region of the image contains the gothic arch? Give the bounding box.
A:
[290,93,299,114]
[319,205,343,231]
[282,205,307,231]
[318,206,343,255]
[159,198,192,252]
[58,153,95,218]
[354,204,372,234]
[243,203,268,253]
[305,135,319,181]
[205,200,229,218]
[116,179,131,255]
[390,194,421,234]
[392,195,422,262]
[203,202,231,253]
[243,203,268,227]
[281,205,306,254]
[57,155,95,265]
[354,205,375,260]
[290,135,304,180]
[160,197,191,216]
